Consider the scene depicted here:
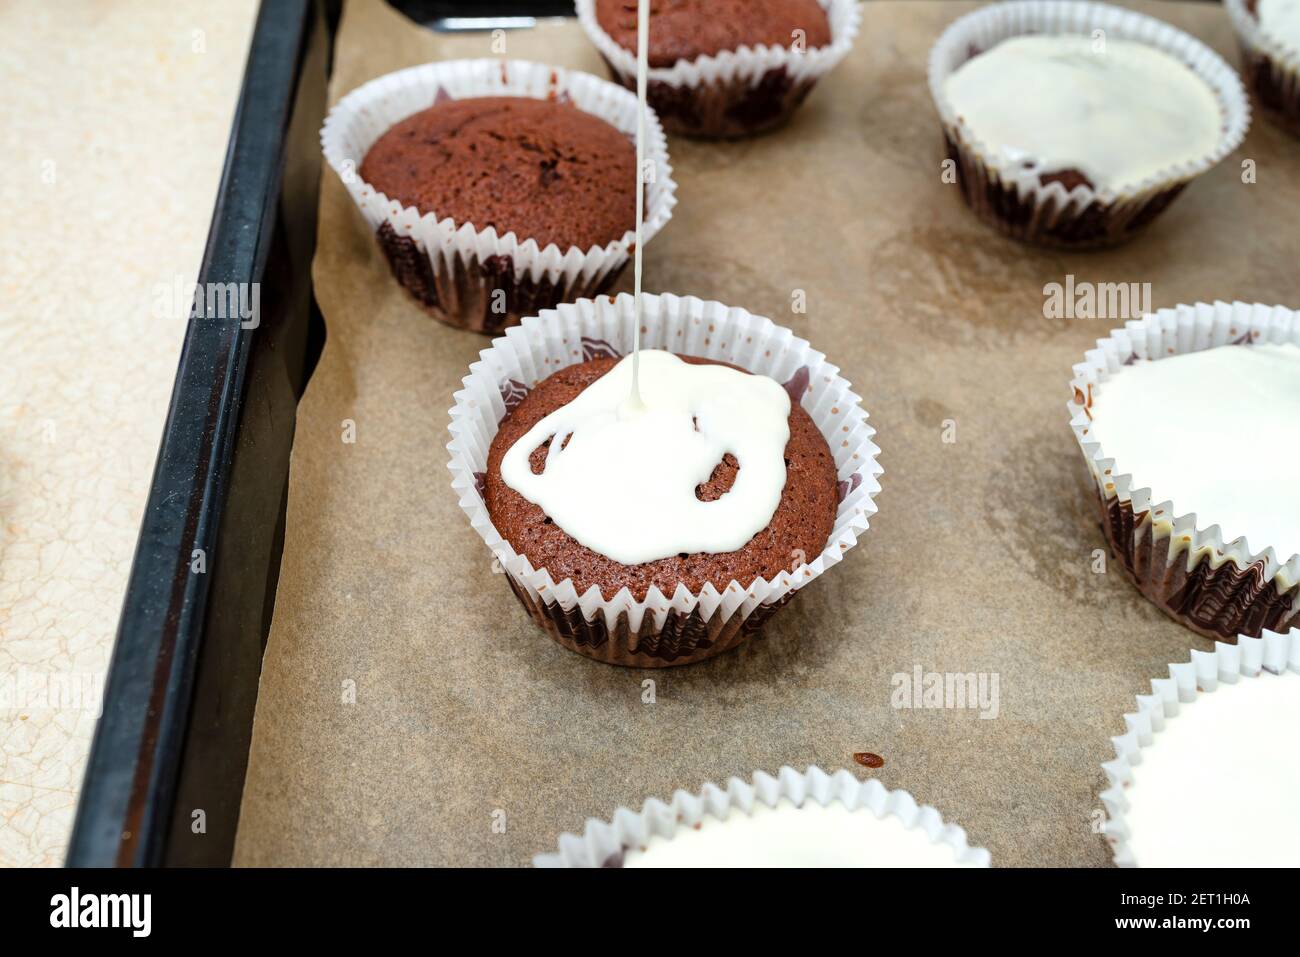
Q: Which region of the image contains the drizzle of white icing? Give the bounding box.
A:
[630,0,649,409]
[1260,0,1300,54]
[943,35,1221,193]
[1125,669,1300,867]
[1088,343,1300,560]
[500,350,791,566]
[623,799,976,868]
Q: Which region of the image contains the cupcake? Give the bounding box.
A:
[928,0,1250,247]
[1068,301,1300,642]
[447,292,882,667]
[536,766,991,868]
[1101,628,1300,866]
[1227,0,1300,136]
[321,59,676,333]
[576,0,860,139]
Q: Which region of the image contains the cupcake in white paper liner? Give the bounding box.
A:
[535,766,991,868]
[446,292,881,667]
[1068,301,1300,642]
[928,0,1250,247]
[1226,0,1300,136]
[321,59,677,333]
[575,0,860,139]
[1101,627,1300,867]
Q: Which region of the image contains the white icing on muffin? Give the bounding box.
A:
[943,35,1221,193]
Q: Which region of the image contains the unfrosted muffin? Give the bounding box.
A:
[483,354,838,602]
[322,61,677,335]
[577,0,858,139]
[594,0,832,68]
[360,96,636,253]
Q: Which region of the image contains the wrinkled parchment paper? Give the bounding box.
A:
[233,0,1300,866]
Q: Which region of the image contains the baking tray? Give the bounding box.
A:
[66,0,336,867]
[65,0,595,872]
[68,0,1290,870]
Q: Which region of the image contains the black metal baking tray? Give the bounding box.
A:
[67,0,335,867]
[67,0,583,870]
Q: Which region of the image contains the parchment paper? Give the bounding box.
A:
[232,0,1300,867]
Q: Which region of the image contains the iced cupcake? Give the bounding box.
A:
[1102,628,1300,866]
[929,0,1249,247]
[1226,0,1300,136]
[322,60,676,333]
[1068,301,1300,642]
[576,0,860,138]
[447,293,881,667]
[536,766,991,867]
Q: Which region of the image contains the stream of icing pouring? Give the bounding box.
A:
[627,0,650,413]
[498,0,793,566]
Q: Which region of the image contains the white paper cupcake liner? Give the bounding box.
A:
[928,0,1251,247]
[446,292,882,667]
[535,765,991,867]
[1068,301,1300,642]
[575,0,860,138]
[1100,627,1300,867]
[1226,0,1300,136]
[321,59,677,333]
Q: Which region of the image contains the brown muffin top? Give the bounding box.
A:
[485,355,839,602]
[595,0,833,68]
[359,96,636,252]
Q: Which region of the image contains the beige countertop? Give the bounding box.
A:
[0,0,256,867]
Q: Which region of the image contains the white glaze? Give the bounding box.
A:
[1088,343,1300,560]
[500,350,791,566]
[623,798,975,868]
[631,0,649,404]
[1125,669,1300,867]
[1260,0,1300,53]
[943,34,1221,193]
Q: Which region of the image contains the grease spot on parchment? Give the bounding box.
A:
[867,224,1067,348]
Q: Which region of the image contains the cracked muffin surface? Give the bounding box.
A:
[359,96,636,251]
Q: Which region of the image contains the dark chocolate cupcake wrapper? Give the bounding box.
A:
[1068,301,1300,643]
[1227,0,1300,137]
[447,293,882,667]
[322,59,676,334]
[576,0,859,140]
[929,1,1250,248]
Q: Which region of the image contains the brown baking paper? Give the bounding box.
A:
[232,0,1300,867]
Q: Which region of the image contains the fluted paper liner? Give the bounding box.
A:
[928,0,1250,247]
[1226,0,1300,136]
[1068,301,1300,641]
[1100,627,1300,867]
[535,765,991,867]
[321,58,677,333]
[575,0,860,138]
[446,292,882,667]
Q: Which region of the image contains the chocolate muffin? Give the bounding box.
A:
[1229,0,1300,137]
[359,96,636,252]
[484,355,838,601]
[594,0,833,68]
